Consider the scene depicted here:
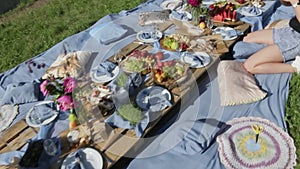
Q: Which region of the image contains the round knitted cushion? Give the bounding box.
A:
[217,117,297,169]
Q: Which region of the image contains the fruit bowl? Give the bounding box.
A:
[159,34,190,52]
[152,61,188,90]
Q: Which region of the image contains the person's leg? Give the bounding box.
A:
[243,44,297,74]
[243,29,274,45]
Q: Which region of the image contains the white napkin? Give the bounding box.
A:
[89,22,128,45]
[160,0,184,11]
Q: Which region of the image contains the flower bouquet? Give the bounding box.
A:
[40,76,78,128]
[186,0,203,26]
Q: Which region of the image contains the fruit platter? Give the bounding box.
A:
[208,1,243,26]
[159,34,190,52]
[152,60,188,89]
[119,50,157,74]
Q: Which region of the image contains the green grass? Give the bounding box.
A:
[285,73,300,164]
[0,0,299,166]
[0,0,145,73]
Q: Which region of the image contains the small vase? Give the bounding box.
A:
[192,9,200,26]
[191,8,200,26]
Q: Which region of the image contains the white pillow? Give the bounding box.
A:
[217,61,267,106]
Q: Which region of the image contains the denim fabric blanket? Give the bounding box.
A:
[0,0,294,168]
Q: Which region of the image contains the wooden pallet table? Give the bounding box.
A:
[0,20,251,169]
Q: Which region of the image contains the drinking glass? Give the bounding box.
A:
[31,111,42,124]
[43,139,58,156]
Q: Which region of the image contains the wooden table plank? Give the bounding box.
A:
[5,127,37,152]
[0,120,39,153]
[1,120,28,143]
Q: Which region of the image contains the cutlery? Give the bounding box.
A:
[75,151,86,169]
[148,93,172,107]
[99,63,113,77]
[93,63,113,77]
[133,41,146,45]
[192,55,204,65]
[141,32,152,39]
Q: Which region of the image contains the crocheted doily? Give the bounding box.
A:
[0,104,19,133]
[217,117,297,169]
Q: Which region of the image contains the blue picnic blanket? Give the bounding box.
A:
[126,64,292,169]
[0,0,295,168]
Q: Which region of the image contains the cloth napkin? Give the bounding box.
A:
[89,22,128,45]
[245,6,261,15]
[171,11,192,21]
[0,81,41,106]
[104,110,150,137]
[160,0,184,11]
[147,91,172,112]
[126,73,143,96]
[92,61,116,77]
[27,101,59,127]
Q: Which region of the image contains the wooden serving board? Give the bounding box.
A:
[212,19,244,27]
[228,0,250,6]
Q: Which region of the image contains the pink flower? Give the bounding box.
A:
[40,80,49,96]
[63,77,76,93]
[57,95,74,111]
[188,0,200,7]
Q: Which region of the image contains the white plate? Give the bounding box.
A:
[61,147,103,169]
[237,6,263,17]
[213,27,238,41]
[25,101,58,127]
[180,52,211,68]
[136,86,171,112]
[136,30,163,43]
[90,62,120,84]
